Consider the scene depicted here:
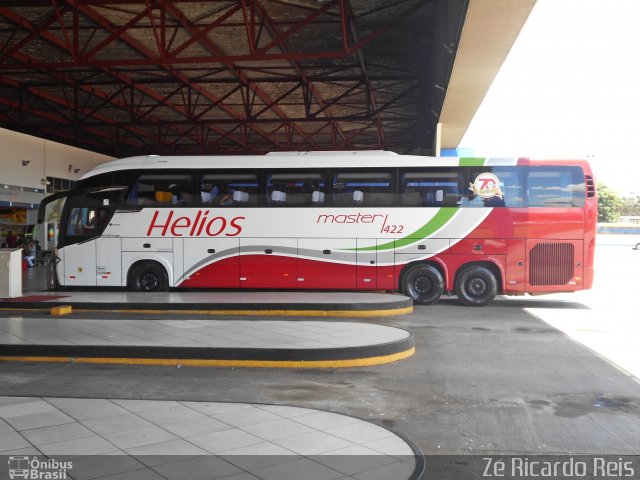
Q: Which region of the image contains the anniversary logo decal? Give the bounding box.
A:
[469,172,504,199]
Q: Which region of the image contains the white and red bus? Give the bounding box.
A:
[38,151,596,305]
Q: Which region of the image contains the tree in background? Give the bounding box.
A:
[620,194,640,218]
[597,183,621,223]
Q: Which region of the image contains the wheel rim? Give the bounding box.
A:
[414,275,434,295]
[140,271,160,291]
[467,277,487,297]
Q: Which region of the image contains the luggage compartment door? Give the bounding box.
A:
[181,237,240,288]
[298,238,357,289]
[240,238,298,289]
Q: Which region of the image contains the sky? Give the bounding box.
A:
[460,0,640,196]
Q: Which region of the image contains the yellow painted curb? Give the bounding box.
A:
[0,306,413,317]
[50,305,72,316]
[0,347,415,369]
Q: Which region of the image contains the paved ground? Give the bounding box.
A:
[1,235,639,478]
[518,234,640,379]
[2,296,640,457]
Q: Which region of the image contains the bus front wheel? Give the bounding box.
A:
[401,264,444,305]
[455,266,497,306]
[130,262,169,292]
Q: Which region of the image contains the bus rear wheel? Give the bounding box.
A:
[401,264,444,305]
[130,262,169,292]
[455,266,497,306]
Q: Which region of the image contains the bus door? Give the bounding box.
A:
[298,238,357,289]
[62,202,112,286]
[182,238,240,288]
[239,237,297,288]
[525,239,584,292]
[49,188,121,287]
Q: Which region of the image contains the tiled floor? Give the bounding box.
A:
[0,396,417,480]
[0,317,409,349]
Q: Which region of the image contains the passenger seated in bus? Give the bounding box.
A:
[201,184,219,205]
[219,188,235,206]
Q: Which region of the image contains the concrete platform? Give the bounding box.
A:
[0,316,414,368]
[0,396,423,480]
[0,267,415,368]
[0,289,413,317]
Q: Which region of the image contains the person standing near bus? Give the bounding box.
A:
[23,239,36,267]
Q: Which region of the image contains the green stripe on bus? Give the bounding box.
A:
[459,157,486,166]
[355,207,458,251]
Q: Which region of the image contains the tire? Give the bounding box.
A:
[401,264,444,305]
[130,262,169,292]
[454,266,498,306]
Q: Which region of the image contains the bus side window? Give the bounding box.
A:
[400,169,461,208]
[525,167,584,207]
[66,207,84,236]
[401,189,421,207]
[201,172,261,207]
[265,172,326,207]
[66,206,108,239]
[333,171,393,207]
[128,173,198,206]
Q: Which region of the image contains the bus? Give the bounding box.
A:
[38,151,596,306]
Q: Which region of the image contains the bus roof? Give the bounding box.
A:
[81,151,591,179]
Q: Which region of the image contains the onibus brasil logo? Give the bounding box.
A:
[7,456,72,480]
